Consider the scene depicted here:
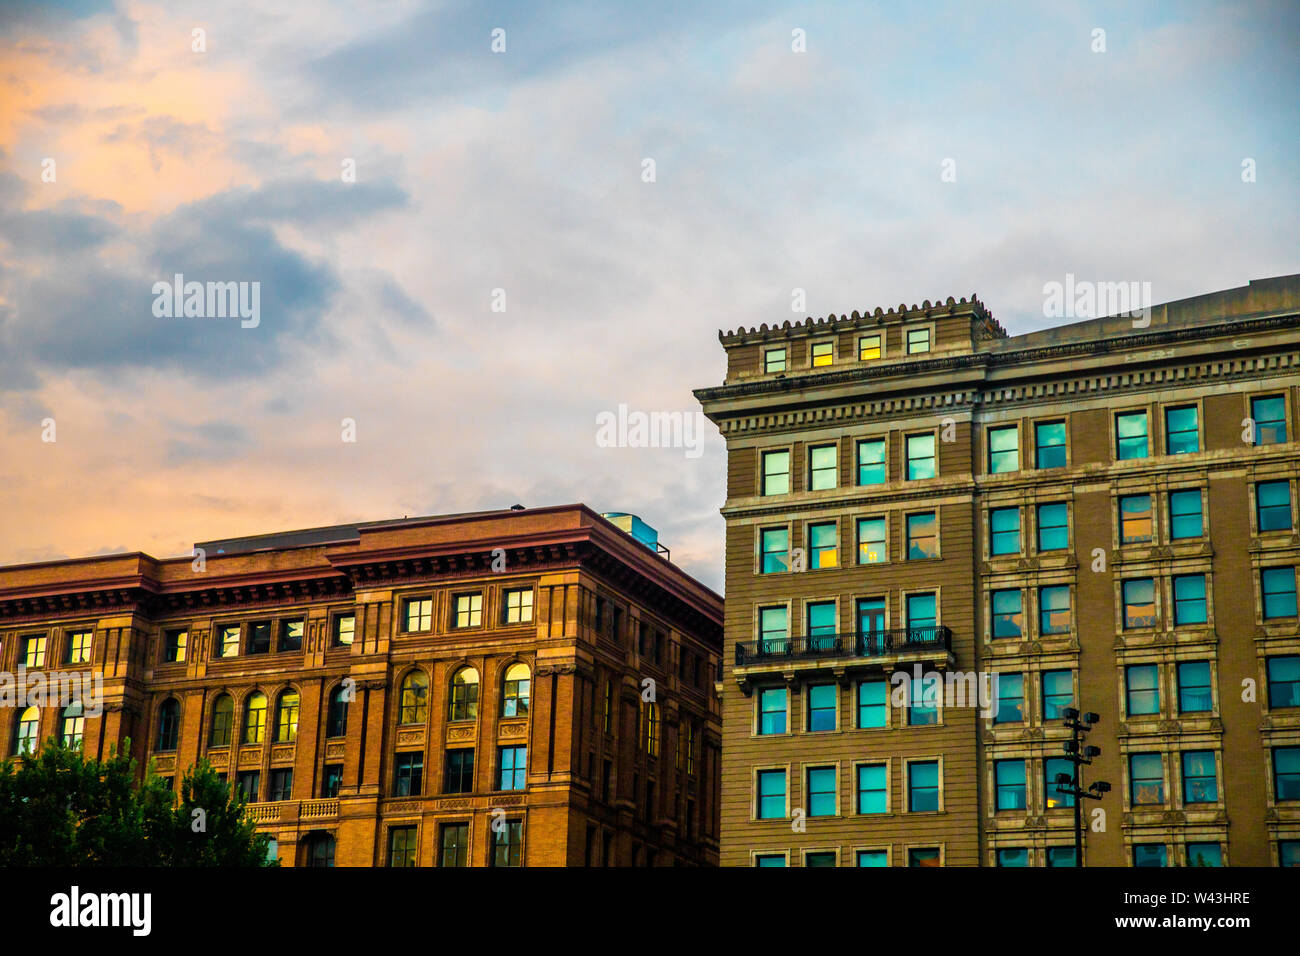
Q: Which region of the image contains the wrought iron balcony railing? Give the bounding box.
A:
[734,626,952,666]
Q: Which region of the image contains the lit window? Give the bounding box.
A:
[1169,490,1203,538]
[811,341,833,366]
[388,826,418,867]
[450,667,480,721]
[1257,481,1293,532]
[503,588,534,624]
[987,426,1019,474]
[990,507,1020,556]
[905,512,937,559]
[1116,411,1149,460]
[1164,405,1199,455]
[906,327,931,354]
[856,517,886,564]
[22,635,46,668]
[1118,494,1152,544]
[66,630,93,665]
[502,663,531,717]
[1035,421,1066,469]
[761,450,790,495]
[163,629,186,663]
[60,702,84,748]
[454,594,483,628]
[808,445,838,490]
[219,625,240,658]
[209,694,234,747]
[857,438,886,485]
[243,693,266,745]
[642,700,659,756]
[275,690,299,742]
[399,671,428,725]
[808,522,838,568]
[905,433,936,480]
[404,598,432,632]
[858,334,882,361]
[1252,395,1287,445]
[14,706,38,755]
[764,348,786,373]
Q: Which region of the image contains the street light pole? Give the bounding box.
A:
[1055,708,1110,867]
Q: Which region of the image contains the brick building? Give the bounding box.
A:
[0,505,723,867]
[695,274,1300,866]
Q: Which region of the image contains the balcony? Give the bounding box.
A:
[732,627,953,683]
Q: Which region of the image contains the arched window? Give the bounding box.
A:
[14,706,38,755]
[209,694,234,747]
[244,692,267,745]
[304,832,336,868]
[326,685,350,738]
[275,690,300,743]
[156,698,180,752]
[450,667,480,721]
[60,702,84,749]
[502,663,531,717]
[399,671,428,725]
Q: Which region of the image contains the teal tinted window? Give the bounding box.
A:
[1035,421,1066,469]
[1177,661,1212,714]
[991,589,1022,638]
[1274,746,1300,800]
[1134,844,1167,867]
[1042,669,1073,720]
[1181,750,1217,803]
[1125,664,1159,715]
[997,848,1028,867]
[908,761,939,812]
[1045,757,1075,808]
[806,601,837,651]
[995,760,1026,810]
[756,854,786,867]
[1257,481,1292,531]
[759,606,788,651]
[808,445,838,490]
[856,598,885,637]
[907,674,937,726]
[808,521,838,569]
[857,517,887,564]
[1252,395,1287,445]
[993,673,1023,724]
[1036,503,1068,551]
[1262,567,1298,619]
[806,766,836,817]
[857,850,888,867]
[1187,843,1222,867]
[805,851,836,867]
[857,438,886,485]
[761,450,790,495]
[806,684,836,732]
[1165,405,1199,455]
[758,687,787,734]
[756,770,786,819]
[759,527,789,573]
[1169,489,1203,538]
[907,592,937,630]
[1116,411,1149,459]
[1123,578,1156,629]
[987,425,1019,474]
[905,512,937,559]
[1039,586,1070,635]
[1046,847,1076,867]
[1130,753,1164,805]
[905,433,936,480]
[1267,656,1300,709]
[764,348,786,373]
[857,681,887,729]
[1173,574,1207,624]
[857,764,887,814]
[990,507,1020,555]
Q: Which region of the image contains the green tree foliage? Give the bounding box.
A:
[0,738,276,867]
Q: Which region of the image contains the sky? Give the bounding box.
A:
[0,0,1297,593]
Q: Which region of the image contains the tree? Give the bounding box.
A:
[0,738,276,866]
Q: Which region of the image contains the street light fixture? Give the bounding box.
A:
[1056,707,1110,867]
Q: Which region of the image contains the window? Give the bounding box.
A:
[761,450,790,495]
[858,334,882,361]
[856,517,886,564]
[1046,847,1076,867]
[152,698,179,752]
[243,693,266,745]
[219,625,239,658]
[758,606,788,654]
[1282,842,1300,867]
[857,681,887,729]
[1268,656,1300,709]
[322,765,343,798]
[857,597,885,640]
[237,770,261,803]
[808,445,838,490]
[209,694,234,747]
[1036,503,1068,552]
[1133,844,1167,868]
[995,760,1026,810]
[270,768,293,802]
[905,512,937,560]
[388,826,418,867]
[987,425,1019,474]
[491,821,523,867]
[857,850,888,867]
[991,589,1023,639]
[1165,405,1199,455]
[450,667,480,721]
[1035,421,1066,469]
[1187,843,1222,867]
[14,706,38,755]
[990,507,1021,556]
[439,823,469,867]
[756,769,786,819]
[502,663,530,717]
[60,703,84,748]
[1252,395,1287,445]
[857,438,886,485]
[764,347,786,373]
[759,527,789,573]
[248,621,271,654]
[1177,661,1213,714]
[906,592,937,634]
[1119,494,1152,544]
[326,686,349,738]
[66,630,92,665]
[1169,490,1203,539]
[1122,579,1156,629]
[908,848,940,867]
[1257,481,1293,532]
[1274,747,1300,800]
[1129,753,1164,805]
[642,701,659,756]
[454,593,483,628]
[503,588,533,624]
[996,848,1028,867]
[444,749,474,794]
[1262,567,1298,619]
[755,854,786,867]
[404,598,432,632]
[908,761,939,812]
[304,833,335,868]
[808,522,838,569]
[602,681,613,733]
[905,433,935,480]
[1125,664,1159,715]
[1039,586,1071,635]
[499,746,527,791]
[684,721,696,775]
[280,620,303,652]
[163,629,186,663]
[1045,758,1074,808]
[906,327,930,354]
[806,767,836,817]
[1042,670,1074,721]
[275,691,299,743]
[857,764,887,814]
[810,341,833,366]
[907,674,937,726]
[806,684,836,732]
[22,635,46,668]
[806,601,837,652]
[1116,410,1149,460]
[993,674,1024,724]
[1181,751,1217,803]
[1173,575,1207,625]
[333,614,355,646]
[400,671,429,724]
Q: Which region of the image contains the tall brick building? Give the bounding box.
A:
[695,274,1300,867]
[0,505,723,867]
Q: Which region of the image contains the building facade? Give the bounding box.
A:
[0,505,723,867]
[696,274,1300,867]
